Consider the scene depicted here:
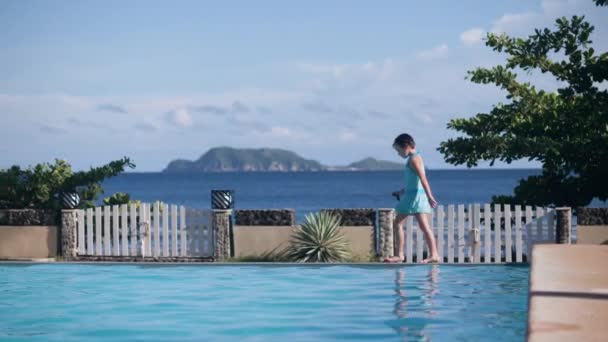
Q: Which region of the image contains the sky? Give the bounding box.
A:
[1,0,607,171]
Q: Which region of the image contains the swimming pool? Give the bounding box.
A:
[0,264,528,341]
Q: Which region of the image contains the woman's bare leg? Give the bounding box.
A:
[415,213,440,263]
[384,214,408,262]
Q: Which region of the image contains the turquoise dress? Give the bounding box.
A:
[395,152,432,215]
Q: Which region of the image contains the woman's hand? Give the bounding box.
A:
[428,196,438,208]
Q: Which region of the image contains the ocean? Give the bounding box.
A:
[101,169,544,221]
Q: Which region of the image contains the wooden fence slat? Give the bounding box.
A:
[121,204,128,256]
[547,208,555,242]
[447,205,455,263]
[187,208,196,256]
[180,206,187,256]
[504,204,512,263]
[437,206,444,263]
[86,208,93,255]
[153,202,160,257]
[463,204,475,263]
[139,203,147,257]
[405,216,413,263]
[473,204,481,263]
[162,204,169,256]
[536,207,545,242]
[95,207,102,255]
[103,206,111,256]
[146,203,152,257]
[203,210,214,256]
[494,204,502,263]
[484,204,491,264]
[415,215,423,262]
[525,206,533,260]
[77,210,85,254]
[457,204,465,263]
[202,209,209,256]
[112,205,119,256]
[129,203,137,256]
[138,204,145,257]
[515,205,523,262]
[171,205,178,256]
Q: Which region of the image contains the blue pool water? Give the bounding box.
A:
[0,264,529,341]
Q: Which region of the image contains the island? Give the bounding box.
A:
[163,147,403,172]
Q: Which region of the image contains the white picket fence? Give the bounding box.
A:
[74,203,213,257]
[397,204,555,263]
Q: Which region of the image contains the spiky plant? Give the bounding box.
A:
[286,212,350,263]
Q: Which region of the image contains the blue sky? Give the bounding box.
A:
[1,0,606,171]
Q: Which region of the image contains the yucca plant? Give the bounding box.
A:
[286,212,350,263]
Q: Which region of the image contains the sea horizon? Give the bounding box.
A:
[124,167,543,174]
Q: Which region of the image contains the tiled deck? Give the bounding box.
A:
[527,245,608,341]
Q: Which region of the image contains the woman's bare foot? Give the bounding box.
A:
[383,256,403,263]
[421,256,440,264]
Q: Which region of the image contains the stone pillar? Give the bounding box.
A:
[212,209,233,261]
[555,207,572,244]
[377,209,395,258]
[61,209,78,259]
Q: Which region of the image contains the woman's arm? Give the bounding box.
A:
[410,155,437,208]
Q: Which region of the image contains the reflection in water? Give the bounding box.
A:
[392,266,440,340]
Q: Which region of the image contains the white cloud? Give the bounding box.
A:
[460,28,485,46]
[295,59,397,82]
[269,126,292,137]
[4,0,605,170]
[416,44,449,60]
[491,12,537,34]
[339,130,357,142]
[134,122,157,133]
[415,113,433,125]
[168,108,193,128]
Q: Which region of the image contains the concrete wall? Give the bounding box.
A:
[233,225,294,257]
[341,226,375,257]
[232,209,377,258]
[578,226,608,245]
[0,226,58,259]
[233,225,375,257]
[577,208,608,245]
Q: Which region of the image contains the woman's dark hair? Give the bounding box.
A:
[393,133,416,148]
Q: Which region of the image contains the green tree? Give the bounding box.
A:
[438,2,607,208]
[0,157,135,209]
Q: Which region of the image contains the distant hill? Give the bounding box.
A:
[346,157,403,170]
[163,147,324,172]
[163,148,403,172]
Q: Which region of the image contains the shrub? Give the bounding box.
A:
[286,212,350,263]
[0,157,135,209]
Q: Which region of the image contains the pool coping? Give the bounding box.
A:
[527,245,608,341]
[0,260,529,266]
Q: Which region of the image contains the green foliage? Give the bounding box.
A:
[438,5,608,208]
[102,192,131,206]
[0,157,135,209]
[286,212,350,263]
